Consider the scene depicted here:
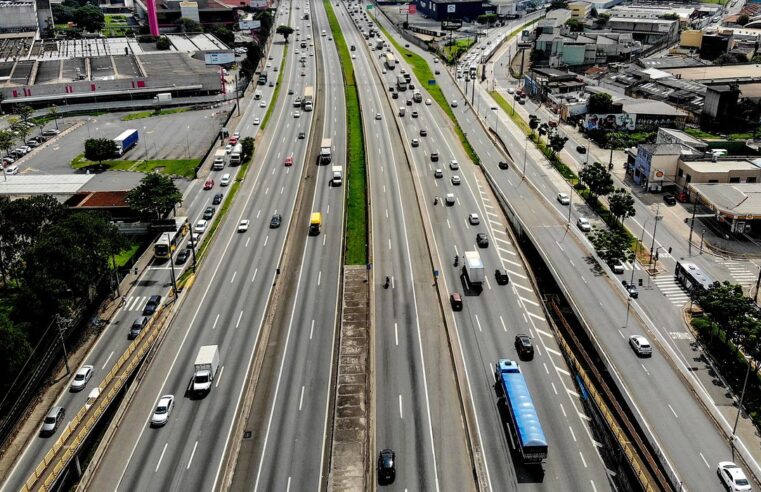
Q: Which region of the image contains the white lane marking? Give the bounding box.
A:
[310,319,315,340]
[579,451,587,468]
[569,425,577,442]
[475,314,483,332]
[186,441,198,469]
[299,386,305,411]
[215,366,224,388]
[395,322,399,346]
[399,394,403,419]
[236,310,243,328]
[213,314,220,330]
[102,351,114,370]
[700,452,709,468]
[317,271,322,286]
[668,404,678,419]
[500,316,507,332]
[251,268,258,283]
[230,271,237,283]
[155,442,168,472]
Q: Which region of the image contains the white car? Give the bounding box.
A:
[351,54,356,59]
[194,219,208,234]
[717,461,751,491]
[225,144,233,154]
[468,213,480,225]
[445,193,455,206]
[629,335,652,357]
[557,193,570,205]
[449,160,459,170]
[220,173,231,186]
[507,87,514,94]
[294,111,301,118]
[451,175,461,185]
[266,62,272,67]
[85,387,101,410]
[451,100,458,107]
[70,365,94,392]
[576,217,591,232]
[260,100,267,108]
[238,219,250,232]
[434,169,443,178]
[375,112,382,120]
[151,395,175,427]
[425,98,432,105]
[233,132,240,138]
[253,117,260,125]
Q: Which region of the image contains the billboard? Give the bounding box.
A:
[204,51,236,65]
[447,4,456,12]
[584,113,636,131]
[249,0,269,8]
[239,19,261,30]
[407,3,416,14]
[441,19,463,30]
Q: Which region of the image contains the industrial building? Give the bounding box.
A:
[415,0,486,22]
[0,34,226,109]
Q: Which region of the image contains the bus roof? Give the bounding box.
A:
[678,262,714,290]
[497,359,547,448]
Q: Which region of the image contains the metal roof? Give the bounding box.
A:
[0,175,94,197]
[691,183,761,219]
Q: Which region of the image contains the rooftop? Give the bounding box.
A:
[0,175,94,198]
[622,99,686,116]
[681,160,761,172]
[664,64,761,81]
[691,183,761,219]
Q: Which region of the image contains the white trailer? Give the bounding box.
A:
[192,345,220,395]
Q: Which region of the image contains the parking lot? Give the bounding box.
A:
[9,107,227,181]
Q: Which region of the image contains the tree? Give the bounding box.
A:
[276,25,295,43]
[47,106,60,130]
[738,14,750,26]
[9,117,30,145]
[178,17,203,33]
[594,12,610,28]
[16,106,33,123]
[565,18,584,32]
[0,313,32,398]
[587,92,613,113]
[548,0,568,10]
[589,228,634,266]
[696,282,751,334]
[209,26,234,46]
[477,14,498,25]
[579,162,614,200]
[608,188,635,226]
[549,133,568,157]
[241,137,254,162]
[84,138,117,164]
[529,116,539,136]
[714,53,741,64]
[76,4,105,33]
[660,13,679,20]
[156,36,171,50]
[125,173,183,220]
[0,130,15,158]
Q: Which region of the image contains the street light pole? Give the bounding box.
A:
[649,203,662,271]
[523,134,529,177]
[688,191,699,255]
[731,361,752,441]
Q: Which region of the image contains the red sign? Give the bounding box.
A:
[407,4,416,14]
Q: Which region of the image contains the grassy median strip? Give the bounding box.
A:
[374,20,480,165]
[120,107,189,121]
[325,0,368,265]
[261,44,288,131]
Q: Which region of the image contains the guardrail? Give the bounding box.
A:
[21,299,172,492]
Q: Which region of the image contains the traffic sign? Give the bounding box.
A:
[428,79,436,85]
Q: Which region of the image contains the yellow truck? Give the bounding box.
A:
[309,212,322,235]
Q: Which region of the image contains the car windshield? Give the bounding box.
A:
[44,416,56,424]
[75,373,85,381]
[736,478,750,486]
[195,374,210,384]
[156,405,167,414]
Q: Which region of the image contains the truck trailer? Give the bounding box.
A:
[320,138,332,164]
[495,359,548,464]
[463,251,484,291]
[113,129,139,156]
[331,165,343,186]
[192,345,220,396]
[213,149,226,170]
[303,86,314,111]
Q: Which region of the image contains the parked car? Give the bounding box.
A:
[576,217,591,232]
[557,193,570,205]
[663,193,677,206]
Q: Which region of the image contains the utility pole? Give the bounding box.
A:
[754,266,761,303]
[649,203,662,271]
[523,134,529,176]
[56,314,72,376]
[168,242,178,297]
[235,72,241,116]
[688,192,699,255]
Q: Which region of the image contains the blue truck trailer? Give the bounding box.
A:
[114,129,139,156]
[495,359,548,463]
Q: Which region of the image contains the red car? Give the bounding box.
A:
[204,178,214,190]
[229,136,238,145]
[284,154,293,166]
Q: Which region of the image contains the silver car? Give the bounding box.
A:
[151,394,175,427]
[40,406,65,436]
[70,365,93,392]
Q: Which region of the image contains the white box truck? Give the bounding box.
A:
[463,251,485,290]
[212,149,226,170]
[320,138,332,164]
[154,92,172,103]
[192,345,219,395]
[229,143,243,165]
[331,165,343,186]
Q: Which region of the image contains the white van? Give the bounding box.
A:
[4,164,19,175]
[399,107,405,117]
[254,89,262,100]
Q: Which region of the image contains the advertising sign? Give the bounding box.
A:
[239,19,261,30]
[249,0,269,8]
[204,51,236,65]
[447,4,456,12]
[407,3,416,14]
[583,113,636,131]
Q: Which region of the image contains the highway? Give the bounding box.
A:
[236,0,347,489]
[82,2,325,489]
[0,19,285,492]
[370,12,610,491]
[391,13,761,489]
[334,2,473,490]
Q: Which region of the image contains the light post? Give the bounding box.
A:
[649,203,662,272]
[491,106,499,134]
[731,361,752,445]
[523,134,529,177]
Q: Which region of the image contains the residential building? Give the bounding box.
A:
[631,143,704,191]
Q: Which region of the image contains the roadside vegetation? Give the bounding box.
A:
[443,38,475,64]
[120,107,189,121]
[71,154,200,179]
[325,0,368,265]
[261,44,288,131]
[374,19,480,165]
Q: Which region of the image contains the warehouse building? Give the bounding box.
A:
[415,0,485,22]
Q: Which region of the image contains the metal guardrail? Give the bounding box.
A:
[21,301,171,492]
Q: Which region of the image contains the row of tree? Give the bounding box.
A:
[240,11,275,80]
[51,0,105,33]
[0,106,61,162]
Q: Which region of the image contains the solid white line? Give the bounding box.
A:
[155,442,168,472]
[215,366,224,388]
[186,441,198,470]
[299,386,305,411]
[102,351,114,370]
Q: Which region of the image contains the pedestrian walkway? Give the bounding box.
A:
[121,295,148,313]
[652,276,691,306]
[716,259,758,287]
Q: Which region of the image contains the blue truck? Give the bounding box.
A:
[114,129,139,156]
[495,359,548,464]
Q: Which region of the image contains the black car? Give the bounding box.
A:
[515,334,534,360]
[420,129,427,137]
[431,152,439,162]
[476,233,489,248]
[270,213,282,228]
[406,99,413,106]
[495,268,509,285]
[576,145,586,154]
[498,161,509,169]
[623,280,639,298]
[203,206,215,220]
[298,131,306,139]
[392,92,399,99]
[663,193,677,206]
[212,193,223,205]
[143,295,161,316]
[176,249,190,265]
[378,449,396,484]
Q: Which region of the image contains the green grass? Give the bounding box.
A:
[443,38,475,63]
[325,0,368,265]
[113,242,141,268]
[684,127,756,141]
[120,107,189,121]
[71,154,199,179]
[261,44,288,131]
[375,19,480,166]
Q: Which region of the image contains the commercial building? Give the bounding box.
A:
[567,1,591,18]
[0,1,38,33]
[690,183,761,234]
[607,17,679,45]
[414,0,485,22]
[630,143,704,191]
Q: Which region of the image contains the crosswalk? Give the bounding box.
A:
[121,295,148,313]
[716,259,758,287]
[619,260,641,272]
[652,276,691,306]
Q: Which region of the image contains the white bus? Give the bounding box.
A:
[153,217,189,259]
[384,52,396,69]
